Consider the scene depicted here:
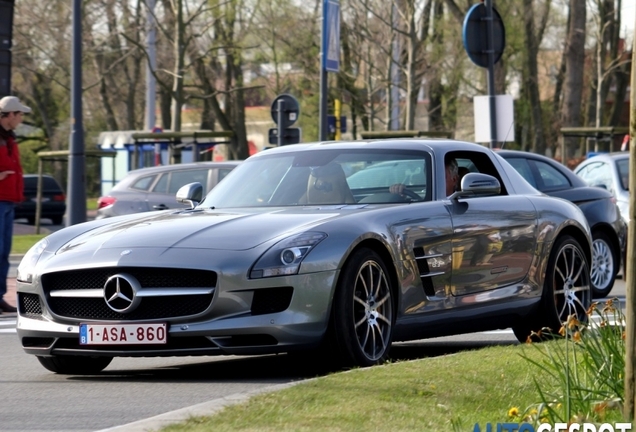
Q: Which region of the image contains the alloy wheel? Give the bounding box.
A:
[352,260,393,362]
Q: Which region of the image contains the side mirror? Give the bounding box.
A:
[449,173,501,199]
[176,182,203,209]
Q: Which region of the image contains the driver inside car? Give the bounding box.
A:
[390,157,459,198]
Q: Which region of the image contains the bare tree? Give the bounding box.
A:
[561,0,586,159]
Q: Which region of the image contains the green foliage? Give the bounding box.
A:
[519,300,625,425]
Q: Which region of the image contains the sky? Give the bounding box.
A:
[621,1,635,42]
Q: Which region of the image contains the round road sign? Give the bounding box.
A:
[271,94,300,129]
[462,3,505,68]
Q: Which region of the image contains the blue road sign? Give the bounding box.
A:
[322,0,340,72]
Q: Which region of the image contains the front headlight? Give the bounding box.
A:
[16,238,49,283]
[250,232,327,279]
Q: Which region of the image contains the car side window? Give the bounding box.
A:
[534,160,570,189]
[503,158,537,188]
[447,151,508,195]
[152,174,169,193]
[168,169,210,194]
[218,168,233,183]
[577,162,613,193]
[131,175,156,191]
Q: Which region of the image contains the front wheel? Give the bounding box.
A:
[590,231,618,298]
[328,248,394,367]
[513,235,591,342]
[37,355,113,374]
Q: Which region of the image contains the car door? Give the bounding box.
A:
[448,153,538,296]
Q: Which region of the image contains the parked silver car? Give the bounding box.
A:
[574,152,630,226]
[96,161,240,218]
[16,139,592,374]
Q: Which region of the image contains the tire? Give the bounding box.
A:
[513,235,591,342]
[590,231,618,298]
[328,248,394,367]
[37,355,113,374]
[26,217,35,225]
[51,215,64,225]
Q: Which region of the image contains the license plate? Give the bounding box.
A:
[79,323,167,345]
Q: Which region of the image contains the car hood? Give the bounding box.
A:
[56,207,350,253]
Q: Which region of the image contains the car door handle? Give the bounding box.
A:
[153,204,169,210]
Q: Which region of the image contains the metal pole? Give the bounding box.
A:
[145,0,160,165]
[277,99,284,146]
[319,0,328,141]
[390,3,400,130]
[145,0,156,130]
[67,0,86,226]
[485,0,498,149]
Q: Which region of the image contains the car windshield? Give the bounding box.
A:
[617,158,629,191]
[199,148,431,208]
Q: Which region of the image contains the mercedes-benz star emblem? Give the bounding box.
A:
[103,273,142,313]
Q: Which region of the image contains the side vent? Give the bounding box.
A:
[413,247,444,297]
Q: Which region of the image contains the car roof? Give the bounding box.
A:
[252,138,490,157]
[580,152,629,162]
[574,152,629,170]
[123,160,242,177]
[23,174,57,179]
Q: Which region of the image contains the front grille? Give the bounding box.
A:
[40,267,217,321]
[251,287,293,315]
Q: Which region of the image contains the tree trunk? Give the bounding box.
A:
[170,0,185,132]
[523,0,546,154]
[561,0,586,159]
[623,7,636,420]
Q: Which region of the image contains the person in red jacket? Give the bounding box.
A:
[0,96,30,314]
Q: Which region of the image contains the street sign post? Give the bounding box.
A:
[462,1,506,149]
[271,94,301,145]
[319,0,340,141]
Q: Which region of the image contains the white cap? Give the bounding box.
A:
[0,96,31,113]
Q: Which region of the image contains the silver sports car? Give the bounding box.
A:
[16,139,592,374]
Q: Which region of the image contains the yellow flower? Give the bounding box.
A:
[529,408,538,416]
[559,325,566,336]
[586,302,598,316]
[508,407,519,418]
[573,331,581,342]
[567,315,581,330]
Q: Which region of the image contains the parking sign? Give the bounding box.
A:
[322,0,340,72]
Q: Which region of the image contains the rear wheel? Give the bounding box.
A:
[37,355,113,374]
[328,248,394,367]
[590,231,618,298]
[51,215,64,225]
[513,235,591,342]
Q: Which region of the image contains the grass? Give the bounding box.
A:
[11,234,48,254]
[161,302,628,431]
[11,198,98,255]
[158,344,556,432]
